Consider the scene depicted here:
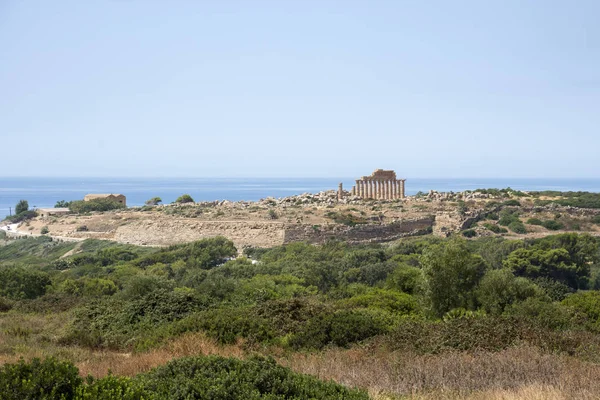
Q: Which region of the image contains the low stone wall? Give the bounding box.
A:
[283,216,435,245]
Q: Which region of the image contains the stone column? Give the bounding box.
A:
[383,180,387,200]
[338,183,343,201]
[365,180,370,198]
[400,179,406,199]
[385,180,390,200]
[394,180,399,199]
[361,181,365,198]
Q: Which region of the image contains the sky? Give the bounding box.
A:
[1,1,599,178]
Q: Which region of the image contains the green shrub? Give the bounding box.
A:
[76,225,88,232]
[138,355,368,400]
[482,223,508,234]
[506,297,573,330]
[41,226,49,235]
[0,357,82,400]
[289,309,387,349]
[502,199,521,207]
[562,291,600,329]
[498,210,520,226]
[462,229,476,238]
[173,307,274,345]
[268,209,278,220]
[533,277,574,301]
[0,267,51,300]
[508,221,527,234]
[174,194,194,204]
[69,199,125,213]
[4,210,37,223]
[476,269,541,314]
[0,356,368,400]
[527,218,543,225]
[145,197,162,206]
[542,220,564,231]
[77,375,148,399]
[385,264,423,294]
[339,289,419,315]
[592,215,600,224]
[0,296,14,312]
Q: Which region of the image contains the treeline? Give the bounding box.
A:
[1,232,600,357]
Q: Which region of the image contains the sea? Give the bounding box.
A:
[1,177,600,221]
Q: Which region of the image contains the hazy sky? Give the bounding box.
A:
[1,1,599,178]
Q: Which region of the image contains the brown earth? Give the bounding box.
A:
[14,191,600,251]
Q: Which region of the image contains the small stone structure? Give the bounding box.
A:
[84,194,126,206]
[350,169,406,200]
[37,208,70,218]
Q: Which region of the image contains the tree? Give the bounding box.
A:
[145,197,162,206]
[421,238,486,317]
[15,200,28,215]
[503,236,594,289]
[55,200,71,208]
[476,269,541,314]
[175,194,195,204]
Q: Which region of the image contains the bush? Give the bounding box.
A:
[508,220,527,234]
[78,375,147,399]
[0,357,82,400]
[527,218,543,225]
[476,269,541,314]
[69,199,125,213]
[542,220,564,231]
[4,210,37,223]
[592,215,600,224]
[462,229,476,238]
[41,226,49,235]
[482,223,508,234]
[138,355,368,399]
[385,264,423,294]
[267,209,278,220]
[0,267,51,299]
[175,194,194,204]
[289,309,388,349]
[0,355,368,400]
[76,225,88,232]
[55,200,71,208]
[498,210,520,226]
[503,199,521,207]
[145,197,162,206]
[562,291,600,329]
[339,289,419,315]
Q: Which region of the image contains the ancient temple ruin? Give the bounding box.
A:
[350,169,406,200]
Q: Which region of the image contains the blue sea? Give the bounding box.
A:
[1,177,600,221]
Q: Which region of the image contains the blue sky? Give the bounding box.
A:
[1,1,598,178]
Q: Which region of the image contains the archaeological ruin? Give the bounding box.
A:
[349,169,406,200]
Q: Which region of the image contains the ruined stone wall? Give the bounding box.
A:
[283,216,435,245]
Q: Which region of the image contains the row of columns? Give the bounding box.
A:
[352,179,405,200]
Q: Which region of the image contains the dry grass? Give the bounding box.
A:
[76,332,244,377]
[0,312,243,378]
[281,345,600,399]
[3,311,600,398]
